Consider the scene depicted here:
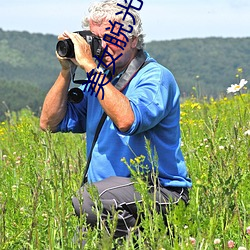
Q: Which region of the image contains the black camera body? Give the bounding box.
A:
[56,30,103,58]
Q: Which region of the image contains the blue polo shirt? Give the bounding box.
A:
[57,52,192,188]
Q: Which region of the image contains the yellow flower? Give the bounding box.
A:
[237,67,243,73]
[191,103,201,109]
[130,159,135,165]
[135,157,141,164]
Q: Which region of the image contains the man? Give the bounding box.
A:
[40,0,192,242]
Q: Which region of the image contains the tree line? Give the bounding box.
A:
[0,28,249,120]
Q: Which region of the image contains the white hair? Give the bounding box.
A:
[82,0,145,49]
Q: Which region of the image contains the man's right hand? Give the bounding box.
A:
[56,33,79,71]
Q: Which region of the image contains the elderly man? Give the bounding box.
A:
[40,0,192,242]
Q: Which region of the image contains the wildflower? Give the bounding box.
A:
[227,79,248,93]
[12,185,18,192]
[244,130,250,136]
[228,240,235,248]
[135,156,141,164]
[42,213,48,221]
[219,145,224,150]
[20,207,25,214]
[130,159,135,165]
[191,103,201,109]
[214,238,221,244]
[237,68,243,73]
[238,247,246,250]
[189,237,196,246]
[196,180,202,185]
[246,226,250,235]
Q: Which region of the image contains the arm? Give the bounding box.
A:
[64,31,135,132]
[96,82,134,132]
[40,32,96,132]
[40,68,71,132]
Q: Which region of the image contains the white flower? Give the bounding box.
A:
[227,79,248,93]
[214,238,221,244]
[20,207,25,214]
[244,130,250,136]
[189,237,196,245]
[238,247,246,250]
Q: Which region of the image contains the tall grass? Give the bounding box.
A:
[0,93,249,249]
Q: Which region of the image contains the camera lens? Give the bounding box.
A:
[68,88,84,103]
[56,39,74,58]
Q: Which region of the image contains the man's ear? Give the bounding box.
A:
[131,36,138,49]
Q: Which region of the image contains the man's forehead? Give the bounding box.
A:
[90,19,121,34]
[89,18,121,26]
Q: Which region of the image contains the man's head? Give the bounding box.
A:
[82,0,145,50]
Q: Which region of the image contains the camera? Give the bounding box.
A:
[56,30,103,58]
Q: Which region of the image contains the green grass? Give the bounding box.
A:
[0,93,249,249]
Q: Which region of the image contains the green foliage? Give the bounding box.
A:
[0,29,60,90]
[1,29,250,119]
[0,29,61,121]
[145,37,250,98]
[0,79,46,121]
[0,93,249,249]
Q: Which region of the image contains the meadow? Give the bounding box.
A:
[0,90,249,249]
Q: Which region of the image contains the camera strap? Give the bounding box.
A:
[81,50,149,186]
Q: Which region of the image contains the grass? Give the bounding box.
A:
[0,93,249,249]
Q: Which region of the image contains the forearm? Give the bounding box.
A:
[40,70,71,132]
[96,81,135,132]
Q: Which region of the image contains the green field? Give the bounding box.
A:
[0,91,249,249]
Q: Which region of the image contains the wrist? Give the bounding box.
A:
[87,67,104,76]
[82,61,97,73]
[60,68,71,79]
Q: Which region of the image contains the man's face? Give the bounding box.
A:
[89,19,137,73]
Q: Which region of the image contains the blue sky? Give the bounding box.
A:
[0,0,250,42]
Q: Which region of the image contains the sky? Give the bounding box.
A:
[0,0,250,42]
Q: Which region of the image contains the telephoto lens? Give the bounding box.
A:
[56,39,75,58]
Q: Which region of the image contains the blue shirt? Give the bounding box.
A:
[57,52,192,188]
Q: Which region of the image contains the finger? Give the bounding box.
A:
[64,30,77,40]
[65,31,86,43]
[57,31,70,41]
